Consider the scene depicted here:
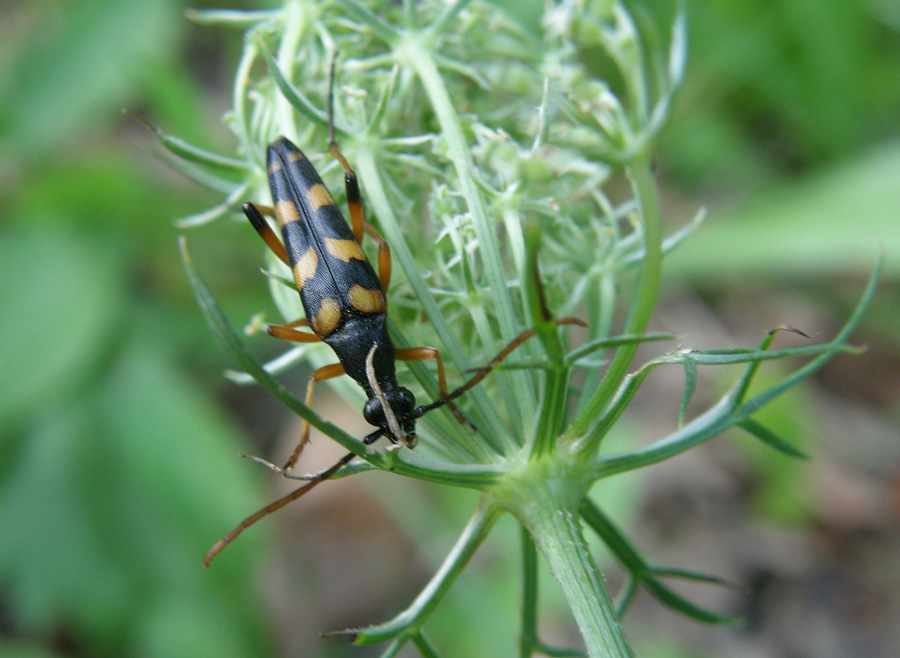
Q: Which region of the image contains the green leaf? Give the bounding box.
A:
[738,418,810,459]
[666,145,900,278]
[0,0,180,155]
[179,238,362,454]
[642,578,738,625]
[256,36,349,138]
[127,114,251,175]
[0,229,121,429]
[185,9,280,27]
[333,0,400,44]
[580,500,735,624]
[328,505,501,645]
[650,567,742,590]
[0,342,270,655]
[678,359,697,426]
[0,638,65,658]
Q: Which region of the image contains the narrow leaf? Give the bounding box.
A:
[678,358,697,427]
[739,254,882,415]
[126,112,251,174]
[333,0,400,44]
[174,180,254,228]
[651,567,744,591]
[738,418,810,459]
[185,9,279,27]
[615,578,640,618]
[619,205,705,266]
[366,64,399,137]
[643,578,739,625]
[567,332,675,365]
[667,6,688,91]
[151,146,243,193]
[581,500,736,624]
[326,505,501,644]
[256,36,348,137]
[428,0,476,38]
[684,342,859,366]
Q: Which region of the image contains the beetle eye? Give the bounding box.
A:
[363,388,416,430]
[363,397,384,427]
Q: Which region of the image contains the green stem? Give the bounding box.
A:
[519,523,539,658]
[340,503,501,644]
[412,631,440,658]
[354,148,512,449]
[521,483,634,658]
[273,0,307,139]
[524,227,571,458]
[401,35,535,432]
[530,369,569,458]
[568,153,662,448]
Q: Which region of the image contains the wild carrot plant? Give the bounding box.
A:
[160,1,878,655]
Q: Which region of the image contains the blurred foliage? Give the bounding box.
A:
[650,0,900,185]
[0,0,896,657]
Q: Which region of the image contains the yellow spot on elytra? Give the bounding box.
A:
[306,184,334,211]
[287,149,304,162]
[311,298,341,337]
[348,285,386,314]
[293,247,318,290]
[275,200,301,225]
[267,161,282,175]
[325,238,366,262]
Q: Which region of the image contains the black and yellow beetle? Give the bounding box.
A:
[242,134,471,467]
[202,71,584,567]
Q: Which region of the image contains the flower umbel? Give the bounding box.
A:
[168,1,877,656]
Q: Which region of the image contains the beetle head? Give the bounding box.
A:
[364,387,417,443]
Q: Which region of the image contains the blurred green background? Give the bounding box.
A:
[1,1,897,657]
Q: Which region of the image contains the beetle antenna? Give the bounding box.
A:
[203,452,353,568]
[203,424,387,568]
[413,317,588,419]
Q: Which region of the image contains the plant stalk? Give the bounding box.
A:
[501,462,634,658]
[568,153,662,449]
[522,486,634,658]
[399,34,536,432]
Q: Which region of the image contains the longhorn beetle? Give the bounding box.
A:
[203,63,584,567]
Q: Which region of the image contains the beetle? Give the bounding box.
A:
[241,133,472,467]
[202,70,585,567]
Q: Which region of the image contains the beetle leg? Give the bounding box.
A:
[326,57,392,290]
[362,222,392,292]
[328,144,364,240]
[328,143,393,291]
[243,202,290,266]
[267,319,321,343]
[396,347,472,428]
[284,362,347,471]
